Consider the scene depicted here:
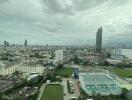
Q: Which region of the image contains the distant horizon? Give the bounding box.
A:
[0,41,132,49]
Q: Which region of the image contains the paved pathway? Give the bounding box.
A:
[36,84,45,100]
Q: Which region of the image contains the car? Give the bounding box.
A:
[71,97,77,100]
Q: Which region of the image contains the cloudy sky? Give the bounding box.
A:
[0,0,132,46]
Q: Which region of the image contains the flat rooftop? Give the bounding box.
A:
[79,73,121,96]
[80,73,115,85]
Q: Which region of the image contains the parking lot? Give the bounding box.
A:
[62,78,80,100]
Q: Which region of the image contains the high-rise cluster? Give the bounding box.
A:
[4,41,9,46]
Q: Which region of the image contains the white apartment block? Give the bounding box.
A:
[55,50,63,63]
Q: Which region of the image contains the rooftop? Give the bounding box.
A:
[80,73,115,85]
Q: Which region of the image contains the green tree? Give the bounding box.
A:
[0,92,3,100]
[121,88,128,100]
[73,55,80,64]
[80,88,88,99]
[96,93,102,100]
[104,60,110,66]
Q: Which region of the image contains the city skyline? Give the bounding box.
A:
[0,1,132,100]
[0,0,132,46]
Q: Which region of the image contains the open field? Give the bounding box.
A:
[40,84,63,100]
[57,68,73,77]
[111,68,132,78]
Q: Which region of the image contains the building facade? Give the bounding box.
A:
[24,40,27,46]
[55,50,63,63]
[96,27,102,52]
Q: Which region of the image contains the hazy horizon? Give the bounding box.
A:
[0,0,132,46]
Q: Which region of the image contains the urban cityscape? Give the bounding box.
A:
[0,0,132,100]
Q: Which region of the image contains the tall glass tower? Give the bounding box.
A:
[24,39,27,46]
[96,27,102,52]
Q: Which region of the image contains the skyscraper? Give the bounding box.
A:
[4,41,7,46]
[24,39,27,46]
[96,27,102,52]
[6,42,9,46]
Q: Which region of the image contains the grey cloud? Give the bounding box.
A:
[41,0,75,15]
[43,27,58,33]
[0,0,132,46]
[42,0,63,13]
[73,0,107,11]
[41,0,108,15]
[0,0,9,3]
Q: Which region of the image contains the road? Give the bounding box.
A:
[62,78,80,100]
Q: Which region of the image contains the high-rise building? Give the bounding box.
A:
[6,42,9,46]
[4,41,7,46]
[55,50,63,63]
[24,39,27,46]
[96,27,102,52]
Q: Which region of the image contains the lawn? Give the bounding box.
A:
[111,68,132,78]
[56,68,73,77]
[40,84,63,100]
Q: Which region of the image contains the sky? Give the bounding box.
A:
[0,0,132,46]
